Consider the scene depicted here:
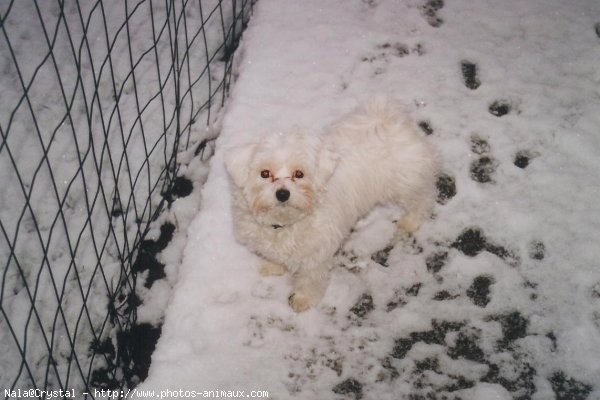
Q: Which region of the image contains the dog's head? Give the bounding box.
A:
[225,132,339,227]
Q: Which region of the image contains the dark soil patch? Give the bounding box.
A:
[194,138,210,157]
[90,338,116,384]
[547,331,558,352]
[385,293,407,312]
[143,223,176,254]
[436,173,456,204]
[326,357,344,377]
[418,120,434,135]
[489,100,512,117]
[388,315,551,399]
[371,244,394,267]
[500,312,529,344]
[528,240,545,260]
[466,275,494,307]
[452,227,520,266]
[414,357,441,373]
[90,337,115,357]
[443,375,475,392]
[432,290,458,301]
[426,17,443,28]
[514,150,531,169]
[426,250,448,273]
[483,361,537,400]
[365,42,410,63]
[488,311,529,348]
[133,223,176,288]
[116,323,162,386]
[171,176,193,198]
[380,356,400,380]
[403,236,423,254]
[448,330,485,363]
[419,0,444,27]
[522,281,536,298]
[111,196,124,218]
[423,0,444,12]
[550,371,592,400]
[452,227,487,256]
[391,320,465,359]
[591,282,600,299]
[412,43,426,56]
[136,255,166,288]
[406,283,423,296]
[461,60,480,90]
[391,337,415,359]
[470,155,497,183]
[350,293,375,318]
[90,368,119,390]
[124,292,142,315]
[163,176,194,203]
[470,135,491,155]
[486,242,520,267]
[391,43,409,57]
[333,378,363,400]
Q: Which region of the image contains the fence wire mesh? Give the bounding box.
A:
[0,0,253,394]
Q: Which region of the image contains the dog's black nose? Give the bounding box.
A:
[275,188,290,203]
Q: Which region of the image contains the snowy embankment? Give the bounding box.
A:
[141,0,600,399]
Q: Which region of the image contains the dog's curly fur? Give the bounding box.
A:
[225,98,439,312]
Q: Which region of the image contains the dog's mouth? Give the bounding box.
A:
[251,202,308,228]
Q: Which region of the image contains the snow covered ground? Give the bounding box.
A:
[141,0,600,399]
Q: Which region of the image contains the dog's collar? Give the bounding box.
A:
[271,224,284,230]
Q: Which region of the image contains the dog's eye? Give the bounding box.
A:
[294,170,304,179]
[260,170,271,179]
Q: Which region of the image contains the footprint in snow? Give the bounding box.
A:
[469,134,498,184]
[419,0,445,27]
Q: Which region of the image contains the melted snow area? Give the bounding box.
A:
[141,1,600,399]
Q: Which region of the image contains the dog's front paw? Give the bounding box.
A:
[259,260,287,277]
[288,291,317,313]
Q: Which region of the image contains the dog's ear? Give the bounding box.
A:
[224,143,257,187]
[315,146,339,188]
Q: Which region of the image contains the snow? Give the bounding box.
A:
[139,0,600,398]
[1,0,598,397]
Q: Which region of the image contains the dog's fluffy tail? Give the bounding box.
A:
[363,95,403,121]
[330,96,412,142]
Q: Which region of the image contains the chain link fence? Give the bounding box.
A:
[0,0,253,394]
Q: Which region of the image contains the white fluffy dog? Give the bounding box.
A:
[225,98,438,312]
